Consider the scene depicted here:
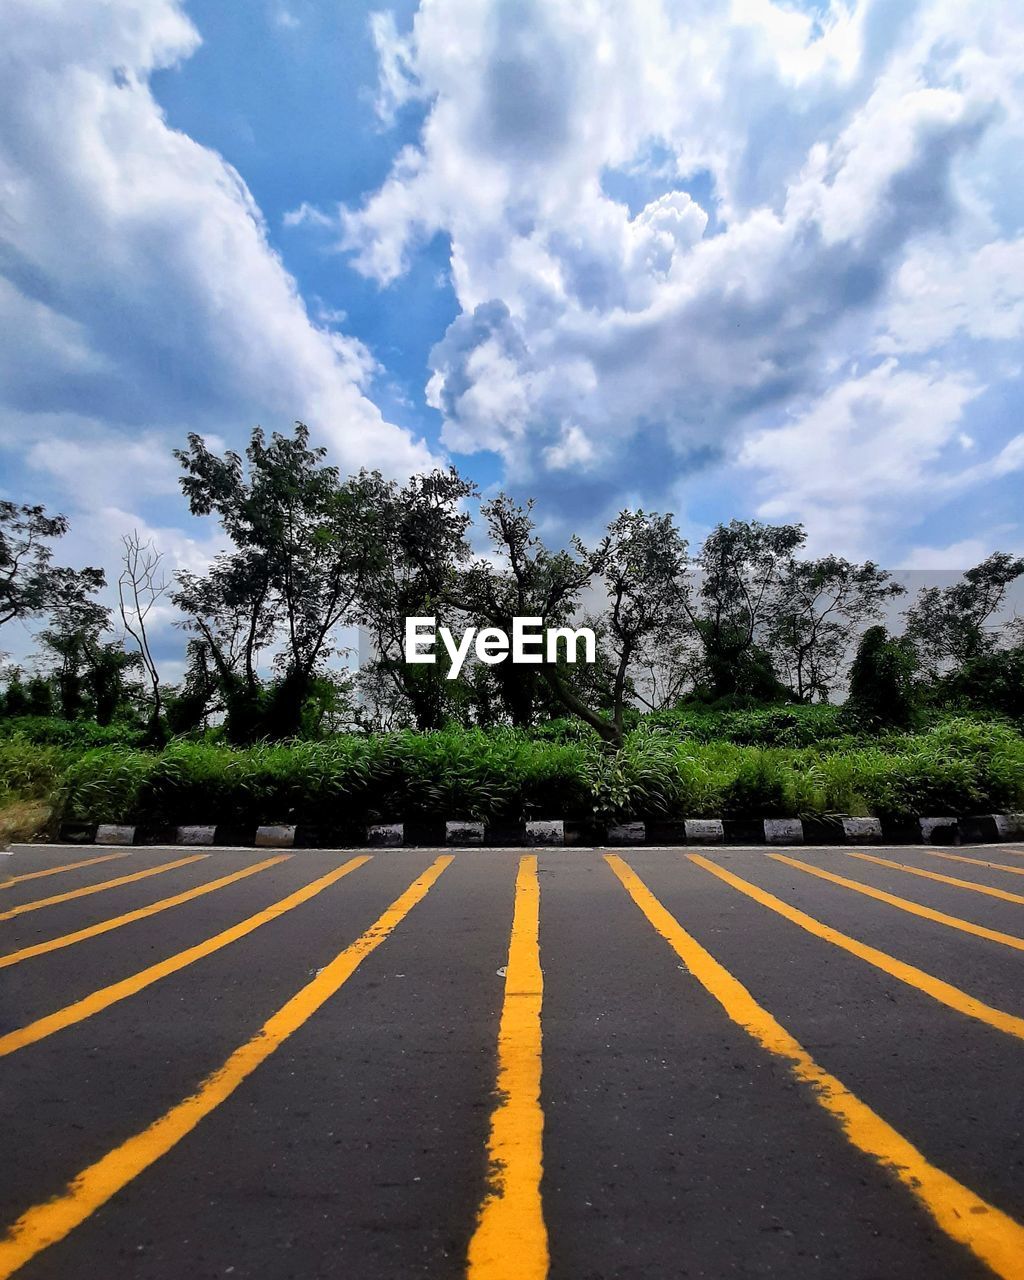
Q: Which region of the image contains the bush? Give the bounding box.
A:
[33,715,1024,828]
[645,704,847,748]
[846,626,918,729]
[0,716,143,749]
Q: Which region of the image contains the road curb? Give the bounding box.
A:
[56,811,1024,848]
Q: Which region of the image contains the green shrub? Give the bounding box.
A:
[645,704,847,747]
[0,716,143,749]
[0,738,66,800]
[39,714,1024,827]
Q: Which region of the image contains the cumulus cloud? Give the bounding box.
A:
[738,360,983,553]
[307,0,1024,550]
[0,0,435,522]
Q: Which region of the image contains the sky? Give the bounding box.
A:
[2,0,1024,672]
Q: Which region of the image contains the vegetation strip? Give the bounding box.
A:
[0,852,129,890]
[770,855,1024,952]
[607,855,1024,1279]
[467,855,549,1280]
[0,856,452,1280]
[0,855,208,922]
[847,851,1024,905]
[0,856,290,970]
[0,856,370,1057]
[688,856,1024,1042]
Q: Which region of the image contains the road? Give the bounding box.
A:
[1,840,1023,1279]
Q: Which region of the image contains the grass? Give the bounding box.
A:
[0,712,1016,833]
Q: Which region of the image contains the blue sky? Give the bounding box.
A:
[2,0,1024,675]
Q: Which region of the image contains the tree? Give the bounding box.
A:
[82,636,139,726]
[2,671,29,717]
[25,674,55,717]
[768,556,905,702]
[904,552,1024,677]
[174,424,388,738]
[164,639,221,735]
[435,499,688,746]
[442,494,608,734]
[357,468,476,731]
[0,502,105,630]
[119,531,168,742]
[684,520,804,701]
[36,596,139,725]
[846,625,917,728]
[590,510,689,740]
[172,551,278,741]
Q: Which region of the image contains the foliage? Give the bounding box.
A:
[904,552,1024,677]
[929,647,1024,722]
[37,715,1024,828]
[684,519,803,701]
[0,715,144,748]
[767,555,904,701]
[173,424,389,739]
[846,626,918,729]
[0,501,106,629]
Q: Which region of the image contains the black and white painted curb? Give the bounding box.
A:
[57,812,1024,848]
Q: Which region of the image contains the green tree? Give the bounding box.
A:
[174,424,387,739]
[768,556,905,701]
[439,500,687,746]
[0,502,105,630]
[904,552,1024,677]
[684,520,804,701]
[25,675,55,717]
[2,672,29,717]
[443,494,606,734]
[357,468,476,732]
[589,509,689,741]
[846,625,917,728]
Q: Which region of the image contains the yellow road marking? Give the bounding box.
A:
[0,856,291,970]
[0,856,372,1057]
[769,854,1024,953]
[467,855,548,1280]
[928,850,1024,878]
[0,855,209,922]
[0,855,452,1280]
[848,851,1024,906]
[688,855,1024,1043]
[0,853,130,890]
[607,855,1024,1280]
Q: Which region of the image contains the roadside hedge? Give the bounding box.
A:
[31,717,1024,827]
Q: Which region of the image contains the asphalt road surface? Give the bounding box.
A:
[2,840,1024,1280]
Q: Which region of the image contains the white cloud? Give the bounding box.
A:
[899,536,1019,571]
[0,0,436,504]
[738,360,987,553]
[297,0,1024,549]
[543,423,596,471]
[876,238,1024,354]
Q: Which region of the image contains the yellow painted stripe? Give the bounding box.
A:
[848,850,1024,905]
[770,854,1024,953]
[467,855,548,1280]
[928,850,1024,878]
[0,855,209,922]
[0,853,130,890]
[0,856,372,1057]
[607,855,1024,1279]
[0,856,291,970]
[0,855,452,1280]
[688,855,1024,1043]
